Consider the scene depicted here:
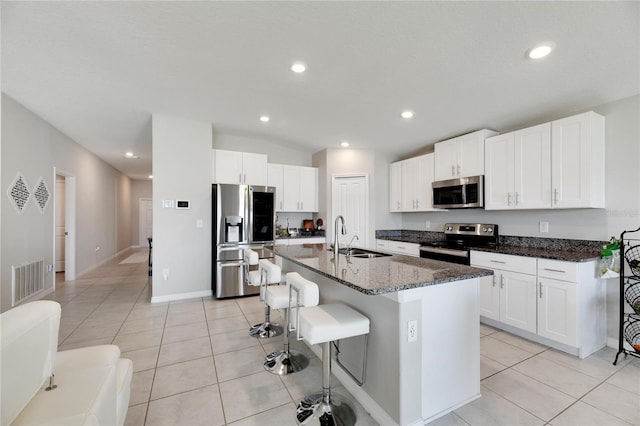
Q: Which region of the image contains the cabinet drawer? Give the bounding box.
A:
[386,241,420,257]
[538,259,578,282]
[470,251,536,275]
[376,239,388,250]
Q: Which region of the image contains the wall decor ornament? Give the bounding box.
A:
[8,173,31,215]
[33,177,50,213]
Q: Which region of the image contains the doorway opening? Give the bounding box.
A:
[54,169,76,283]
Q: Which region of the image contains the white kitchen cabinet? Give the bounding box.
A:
[473,251,607,358]
[389,162,402,212]
[212,149,268,185]
[434,129,498,181]
[271,164,318,212]
[390,153,438,212]
[551,111,605,208]
[267,163,284,211]
[276,237,326,246]
[379,240,420,257]
[471,251,537,334]
[485,123,551,210]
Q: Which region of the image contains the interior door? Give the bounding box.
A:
[139,198,153,247]
[55,178,66,272]
[332,175,369,248]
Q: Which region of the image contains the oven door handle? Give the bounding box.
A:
[419,247,469,258]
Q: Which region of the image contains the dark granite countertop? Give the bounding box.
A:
[376,230,603,262]
[276,234,326,240]
[270,243,492,295]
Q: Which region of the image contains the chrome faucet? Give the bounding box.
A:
[333,215,347,253]
[345,235,359,255]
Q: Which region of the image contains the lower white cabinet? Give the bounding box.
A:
[376,239,419,257]
[471,251,606,358]
[276,237,326,246]
[472,252,537,334]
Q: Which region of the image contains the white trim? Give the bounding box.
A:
[76,246,133,278]
[151,289,213,304]
[330,173,371,248]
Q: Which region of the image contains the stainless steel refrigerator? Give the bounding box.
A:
[212,184,276,298]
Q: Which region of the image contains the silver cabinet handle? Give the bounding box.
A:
[239,173,242,183]
[397,201,400,210]
[543,268,565,273]
[490,260,506,264]
[300,201,303,210]
[244,173,247,183]
[492,275,497,287]
[507,192,512,206]
[515,192,519,206]
[415,200,419,209]
[457,164,461,175]
[500,274,504,289]
[451,165,455,176]
[280,201,283,210]
[539,282,543,298]
[553,188,558,205]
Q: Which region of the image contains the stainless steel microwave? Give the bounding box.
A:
[432,175,484,209]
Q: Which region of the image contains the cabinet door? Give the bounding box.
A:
[282,165,300,211]
[457,133,485,178]
[434,140,457,181]
[479,273,500,321]
[514,123,551,209]
[537,277,577,346]
[213,149,243,184]
[242,152,268,185]
[268,164,284,211]
[484,133,514,210]
[551,112,604,208]
[298,166,318,212]
[416,153,434,211]
[401,158,418,211]
[500,271,537,333]
[389,162,402,212]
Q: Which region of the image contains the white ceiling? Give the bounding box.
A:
[2,1,639,180]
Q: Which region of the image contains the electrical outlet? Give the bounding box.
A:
[407,320,418,343]
[539,221,549,233]
[425,220,430,230]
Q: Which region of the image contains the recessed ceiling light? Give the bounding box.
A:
[148,175,153,179]
[340,141,350,148]
[259,115,270,123]
[125,152,134,158]
[291,62,306,73]
[401,110,414,119]
[527,43,555,59]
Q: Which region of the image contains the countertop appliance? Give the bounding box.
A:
[432,175,484,209]
[419,223,498,265]
[212,184,276,298]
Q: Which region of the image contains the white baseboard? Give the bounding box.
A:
[77,246,136,278]
[151,289,213,304]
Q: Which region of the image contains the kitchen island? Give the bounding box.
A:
[270,243,492,426]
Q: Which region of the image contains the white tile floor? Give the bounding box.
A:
[48,250,639,426]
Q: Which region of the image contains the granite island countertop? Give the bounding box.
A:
[270,243,492,295]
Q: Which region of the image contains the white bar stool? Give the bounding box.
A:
[264,272,319,375]
[248,259,287,338]
[295,303,370,426]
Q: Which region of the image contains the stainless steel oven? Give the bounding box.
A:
[419,223,498,265]
[432,175,484,209]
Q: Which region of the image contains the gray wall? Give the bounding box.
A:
[213,130,313,166]
[151,114,213,301]
[1,94,131,312]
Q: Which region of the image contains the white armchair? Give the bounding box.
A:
[1,301,133,425]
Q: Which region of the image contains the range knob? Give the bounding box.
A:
[483,227,493,233]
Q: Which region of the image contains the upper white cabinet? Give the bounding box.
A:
[268,164,318,212]
[484,111,605,210]
[551,111,605,208]
[485,123,551,210]
[389,162,402,212]
[212,149,268,185]
[390,153,438,212]
[434,129,498,181]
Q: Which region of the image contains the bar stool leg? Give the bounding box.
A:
[295,342,356,426]
[249,304,283,338]
[264,306,309,375]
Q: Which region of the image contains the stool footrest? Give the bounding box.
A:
[263,349,309,375]
[249,322,283,338]
[295,392,356,426]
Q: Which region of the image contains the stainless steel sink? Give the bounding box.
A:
[344,248,391,258]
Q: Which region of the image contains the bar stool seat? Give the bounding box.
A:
[249,259,285,338]
[295,303,369,426]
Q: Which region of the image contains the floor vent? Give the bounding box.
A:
[12,258,45,306]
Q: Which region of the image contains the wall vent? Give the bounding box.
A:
[12,258,45,306]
